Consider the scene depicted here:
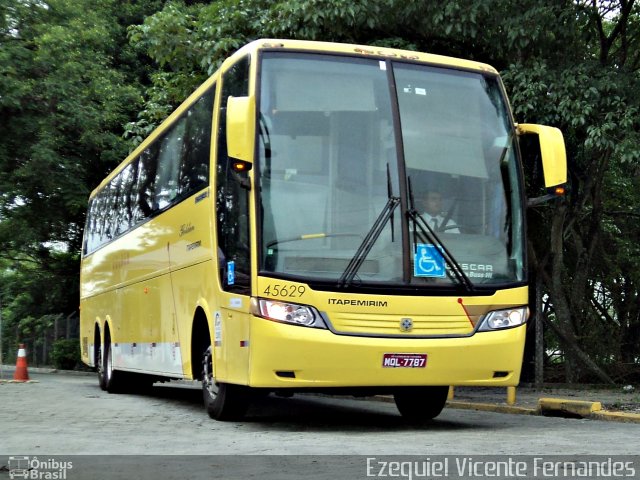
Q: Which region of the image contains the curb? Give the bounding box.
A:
[445,398,640,424]
[446,400,538,416]
[0,365,93,376]
[0,379,40,384]
[538,397,602,417]
[592,410,640,423]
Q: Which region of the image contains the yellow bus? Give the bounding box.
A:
[80,39,566,421]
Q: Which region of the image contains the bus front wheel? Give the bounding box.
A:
[202,346,250,420]
[393,386,449,422]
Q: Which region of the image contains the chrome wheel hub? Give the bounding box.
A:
[202,346,219,398]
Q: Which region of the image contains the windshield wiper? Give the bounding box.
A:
[407,177,474,293]
[337,195,400,289]
[408,209,474,293]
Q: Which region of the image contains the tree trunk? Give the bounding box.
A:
[544,316,614,384]
[543,194,617,384]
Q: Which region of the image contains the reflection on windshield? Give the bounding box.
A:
[407,178,473,293]
[338,195,400,289]
[395,64,524,286]
[258,52,525,289]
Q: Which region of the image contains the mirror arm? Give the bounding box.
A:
[527,193,560,207]
[527,185,567,207]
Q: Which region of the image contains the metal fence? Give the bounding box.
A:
[1,312,79,367]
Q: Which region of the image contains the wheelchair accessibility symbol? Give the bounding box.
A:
[414,243,446,278]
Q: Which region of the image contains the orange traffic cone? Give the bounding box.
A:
[13,344,30,382]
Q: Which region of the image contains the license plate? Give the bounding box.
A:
[382,353,427,368]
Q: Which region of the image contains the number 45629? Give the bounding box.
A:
[262,284,306,298]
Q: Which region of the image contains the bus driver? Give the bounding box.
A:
[420,191,460,233]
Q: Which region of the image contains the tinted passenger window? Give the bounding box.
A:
[84,85,215,255]
[115,162,137,235]
[181,90,214,195]
[155,118,186,211]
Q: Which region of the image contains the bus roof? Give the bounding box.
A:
[234,38,498,74]
[89,38,499,199]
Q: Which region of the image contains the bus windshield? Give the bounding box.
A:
[257,52,524,289]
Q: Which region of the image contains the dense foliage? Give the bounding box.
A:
[1,0,638,382]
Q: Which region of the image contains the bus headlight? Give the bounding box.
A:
[251,298,326,329]
[478,307,529,331]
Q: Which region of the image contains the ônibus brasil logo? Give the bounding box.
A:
[8,456,73,479]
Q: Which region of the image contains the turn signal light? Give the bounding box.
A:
[231,160,251,172]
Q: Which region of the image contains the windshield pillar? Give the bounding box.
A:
[385,59,412,284]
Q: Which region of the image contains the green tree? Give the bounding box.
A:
[510,1,640,383]
[2,0,639,380]
[0,0,164,364]
[128,0,640,383]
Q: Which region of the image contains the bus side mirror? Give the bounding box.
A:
[517,123,568,206]
[226,96,256,163]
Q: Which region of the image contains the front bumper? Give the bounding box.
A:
[247,318,525,388]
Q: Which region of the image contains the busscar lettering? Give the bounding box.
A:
[446,263,493,272]
[446,263,494,279]
[328,299,388,307]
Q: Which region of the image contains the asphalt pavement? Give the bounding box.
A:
[2,364,639,423]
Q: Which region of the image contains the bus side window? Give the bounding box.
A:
[216,56,251,294]
[154,118,186,211]
[136,144,158,219]
[180,88,215,196]
[84,196,99,254]
[82,87,215,256]
[115,162,137,235]
[101,179,119,242]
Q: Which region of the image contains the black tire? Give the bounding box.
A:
[202,346,250,420]
[394,386,449,422]
[96,339,106,391]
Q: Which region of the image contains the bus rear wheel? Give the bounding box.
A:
[394,386,449,422]
[202,346,250,420]
[96,341,106,391]
[101,336,129,393]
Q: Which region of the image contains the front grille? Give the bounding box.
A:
[328,311,477,336]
